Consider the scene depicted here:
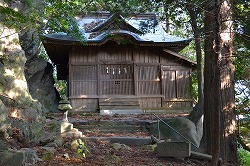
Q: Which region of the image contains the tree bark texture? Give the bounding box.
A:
[203,0,237,164]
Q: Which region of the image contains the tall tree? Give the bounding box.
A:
[185,1,204,119]
[203,0,237,164]
[154,0,205,150]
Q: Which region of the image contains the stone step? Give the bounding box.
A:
[84,136,152,146]
[73,120,150,133]
[99,98,140,103]
[76,124,146,130]
[71,118,151,138]
[99,101,140,106]
[99,98,141,112]
[74,123,150,136]
[99,105,141,110]
[100,109,144,115]
[78,128,148,134]
[71,119,151,126]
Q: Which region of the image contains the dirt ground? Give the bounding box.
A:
[35,138,211,166]
[35,113,212,165]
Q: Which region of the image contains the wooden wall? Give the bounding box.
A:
[69,44,193,112]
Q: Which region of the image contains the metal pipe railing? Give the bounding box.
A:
[152,113,198,149]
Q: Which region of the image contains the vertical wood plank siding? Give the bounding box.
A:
[176,70,191,98]
[98,46,132,61]
[138,98,161,108]
[161,66,191,99]
[71,98,98,112]
[162,70,177,98]
[71,47,97,63]
[137,65,161,95]
[134,48,159,63]
[70,65,97,96]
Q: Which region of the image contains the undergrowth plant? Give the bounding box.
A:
[76,139,90,160]
[238,148,250,165]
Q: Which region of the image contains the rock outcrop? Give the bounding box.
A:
[148,117,203,148]
[19,29,59,113]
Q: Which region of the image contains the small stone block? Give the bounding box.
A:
[157,142,191,158]
[72,128,79,132]
[61,122,73,133]
[61,131,83,138]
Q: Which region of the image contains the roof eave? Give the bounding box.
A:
[163,48,197,69]
[42,34,192,48]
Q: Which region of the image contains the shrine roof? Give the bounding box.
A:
[42,12,192,46]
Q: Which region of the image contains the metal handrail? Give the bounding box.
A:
[152,113,198,149]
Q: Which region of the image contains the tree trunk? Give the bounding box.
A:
[204,2,221,163]
[187,5,204,120]
[186,5,205,147]
[204,0,237,164]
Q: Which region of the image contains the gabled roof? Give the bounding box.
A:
[85,13,143,34]
[42,12,192,48]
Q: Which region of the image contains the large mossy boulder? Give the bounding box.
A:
[19,29,59,113]
[0,24,46,142]
[148,117,202,148]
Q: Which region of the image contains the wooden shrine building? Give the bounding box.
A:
[42,12,196,114]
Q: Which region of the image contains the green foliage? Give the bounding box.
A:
[0,0,85,41]
[75,139,90,159]
[154,0,204,36]
[83,0,154,15]
[24,0,33,8]
[0,6,28,29]
[38,45,49,61]
[234,0,250,129]
[108,154,121,165]
[191,72,198,102]
[54,80,67,99]
[234,0,250,49]
[234,0,250,81]
[238,148,250,166]
[138,19,158,34]
[179,40,197,60]
[234,49,250,81]
[239,126,250,136]
[43,0,85,41]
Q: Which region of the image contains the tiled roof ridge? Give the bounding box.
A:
[85,13,143,34]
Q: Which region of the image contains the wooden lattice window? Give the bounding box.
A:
[99,64,134,95]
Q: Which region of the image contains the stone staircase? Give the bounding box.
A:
[69,116,153,145]
[59,114,199,158]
